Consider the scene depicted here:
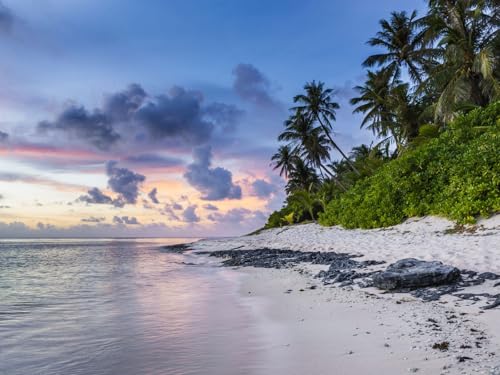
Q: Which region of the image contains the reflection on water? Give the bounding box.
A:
[0,239,265,375]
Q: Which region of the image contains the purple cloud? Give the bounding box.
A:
[233,64,280,109]
[184,145,241,200]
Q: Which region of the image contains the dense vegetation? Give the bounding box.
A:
[266,0,500,229]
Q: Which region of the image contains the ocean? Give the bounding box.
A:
[0,238,268,375]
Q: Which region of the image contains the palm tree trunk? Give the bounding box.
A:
[320,164,348,192]
[316,117,361,176]
[309,208,315,221]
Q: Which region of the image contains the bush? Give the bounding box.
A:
[318,102,500,228]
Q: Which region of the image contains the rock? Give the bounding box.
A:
[204,248,363,269]
[373,258,460,290]
[161,243,192,252]
[432,341,449,351]
[491,366,500,375]
[482,296,500,310]
[478,272,500,280]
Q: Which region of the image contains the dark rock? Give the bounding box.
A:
[204,248,362,269]
[432,341,449,351]
[373,258,461,290]
[160,243,192,253]
[478,272,500,280]
[199,248,500,309]
[482,296,500,310]
[457,356,473,363]
[411,284,460,301]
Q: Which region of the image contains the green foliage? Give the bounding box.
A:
[318,103,500,228]
[408,123,441,148]
[283,212,295,225]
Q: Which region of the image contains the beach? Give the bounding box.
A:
[190,216,500,374]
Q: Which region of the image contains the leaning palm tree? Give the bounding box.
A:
[421,0,500,121]
[270,145,297,179]
[278,111,331,178]
[293,81,360,175]
[363,10,435,84]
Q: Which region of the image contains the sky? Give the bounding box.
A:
[0,0,426,237]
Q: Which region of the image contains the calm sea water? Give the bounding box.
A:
[0,238,268,375]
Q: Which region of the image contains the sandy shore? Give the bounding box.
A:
[191,216,500,374]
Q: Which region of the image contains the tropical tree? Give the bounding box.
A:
[421,0,500,120]
[271,145,298,178]
[288,190,318,221]
[350,69,396,146]
[293,81,361,175]
[351,69,428,154]
[278,112,331,177]
[286,158,319,194]
[363,10,435,84]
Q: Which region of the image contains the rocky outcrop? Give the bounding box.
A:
[203,248,367,269]
[373,258,461,290]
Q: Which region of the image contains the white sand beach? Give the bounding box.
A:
[192,216,500,375]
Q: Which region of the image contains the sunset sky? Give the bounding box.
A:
[0,0,425,237]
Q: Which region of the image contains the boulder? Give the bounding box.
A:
[373,258,460,290]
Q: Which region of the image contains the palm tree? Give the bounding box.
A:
[288,190,318,221]
[351,70,424,154]
[278,112,331,178]
[350,69,397,146]
[363,10,434,84]
[271,145,297,179]
[349,144,373,160]
[293,81,360,175]
[422,0,500,120]
[286,158,319,194]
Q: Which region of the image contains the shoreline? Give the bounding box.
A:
[188,216,500,374]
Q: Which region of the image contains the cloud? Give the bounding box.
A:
[203,203,218,211]
[148,187,159,204]
[37,84,243,151]
[106,161,145,204]
[0,130,8,142]
[0,220,204,238]
[204,102,244,132]
[103,83,147,122]
[78,187,114,205]
[182,205,200,223]
[232,63,279,109]
[79,161,145,208]
[0,172,85,191]
[135,86,213,146]
[332,80,358,102]
[125,153,184,168]
[208,208,266,224]
[251,179,276,198]
[161,201,184,220]
[113,216,140,225]
[184,145,242,200]
[162,207,179,220]
[38,105,120,150]
[81,216,105,223]
[0,1,13,34]
[171,202,183,210]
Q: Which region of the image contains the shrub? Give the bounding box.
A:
[318,102,500,228]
